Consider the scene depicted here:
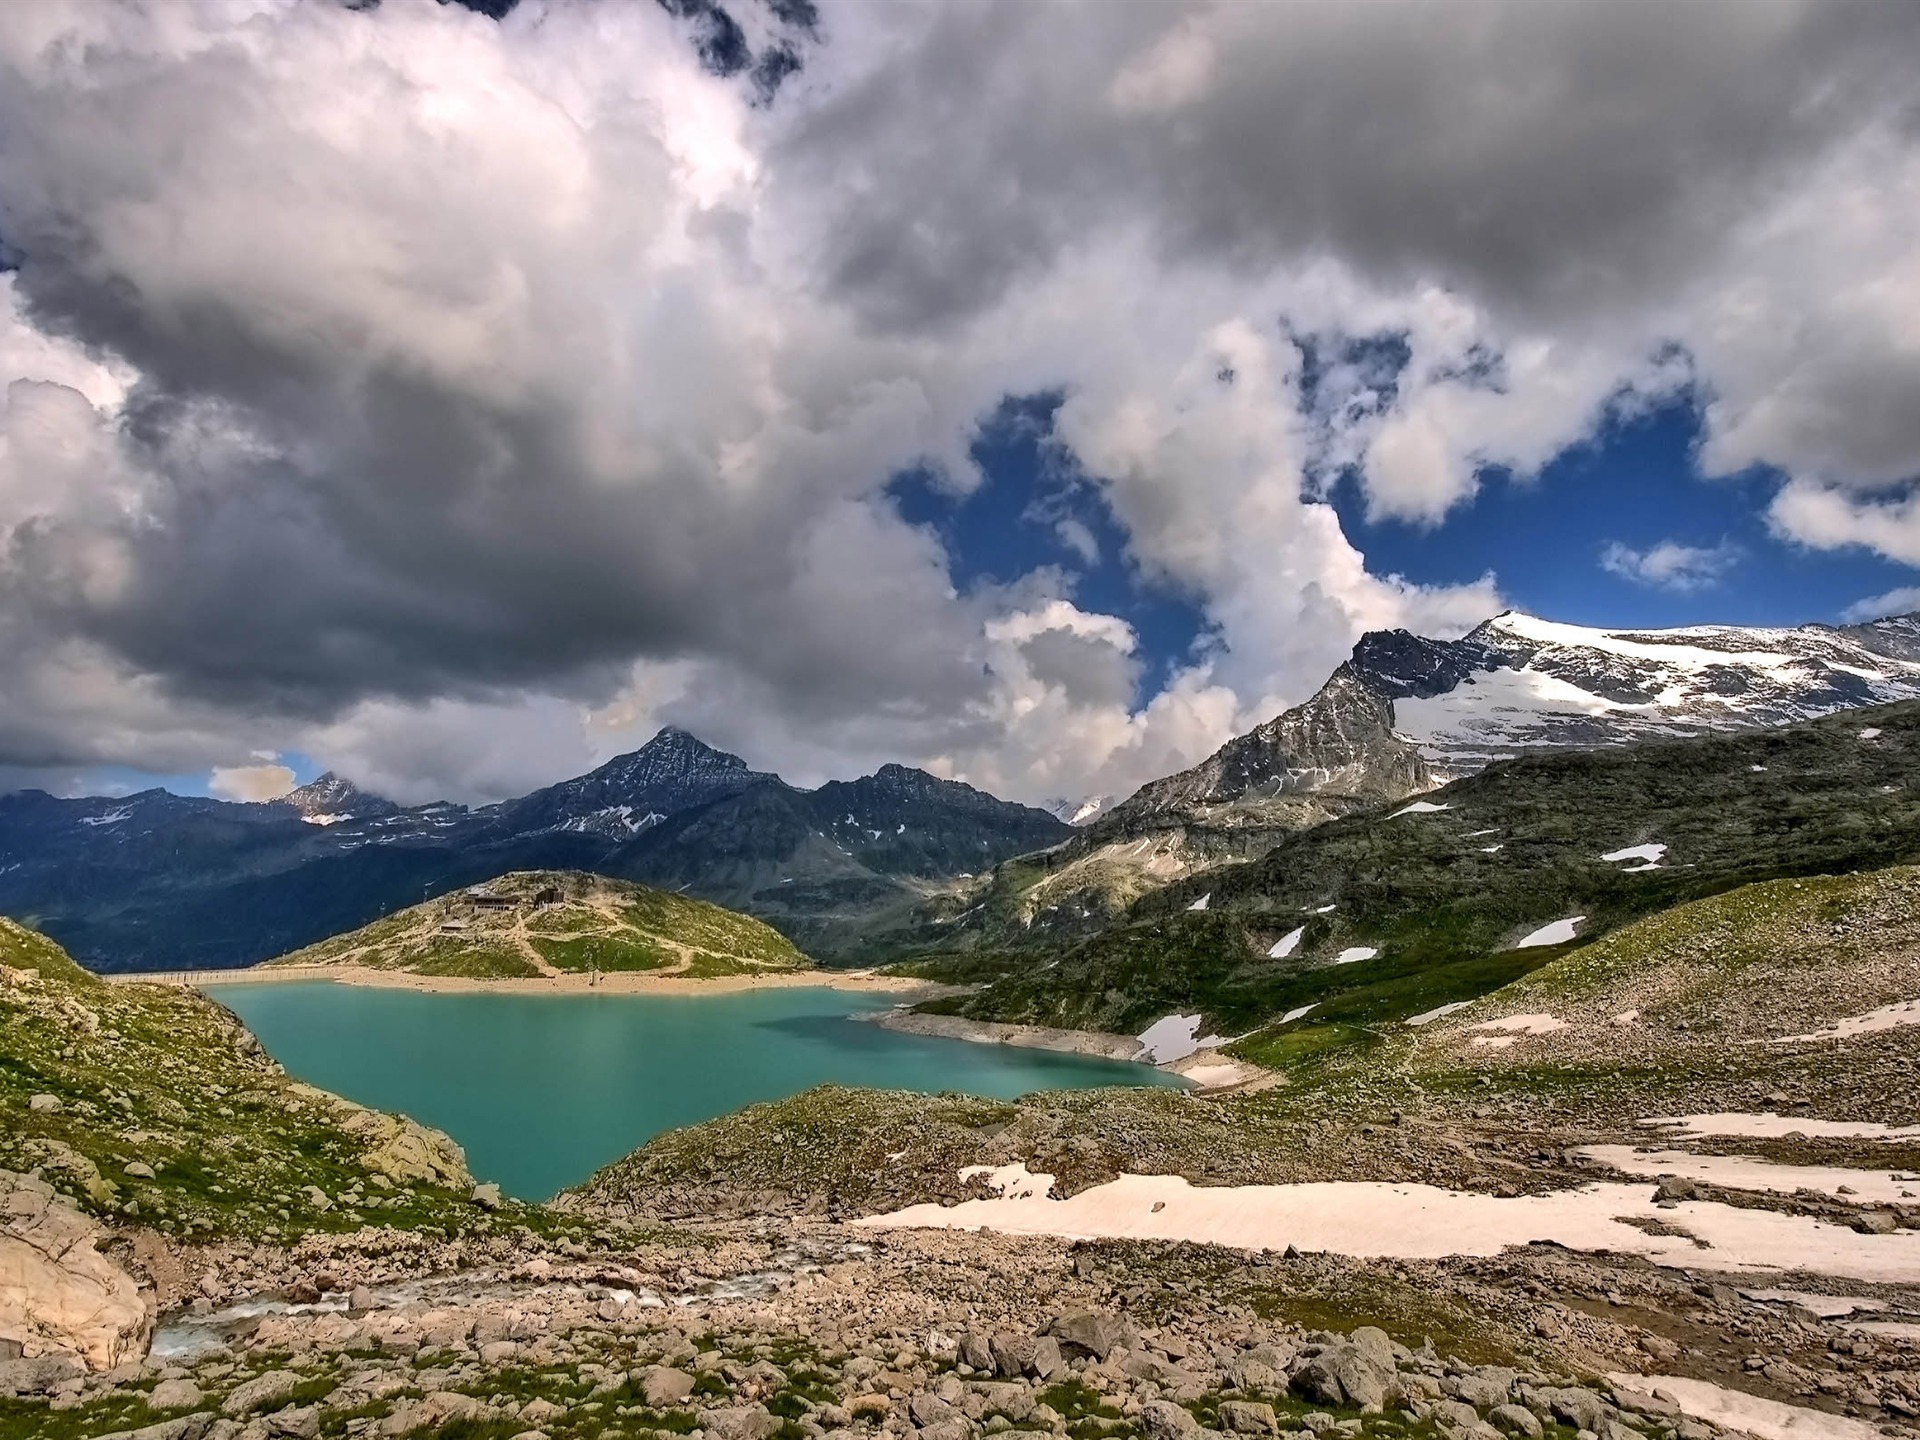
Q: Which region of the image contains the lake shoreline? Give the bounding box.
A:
[120,963,966,1001]
[866,1009,1274,1092]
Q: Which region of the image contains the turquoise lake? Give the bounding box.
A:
[214,982,1178,1200]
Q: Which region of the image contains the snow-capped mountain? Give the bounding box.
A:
[280,772,397,825]
[1359,610,1920,779]
[1114,608,1920,830]
[1042,795,1115,826]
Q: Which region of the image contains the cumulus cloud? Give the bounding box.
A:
[1841,586,1920,624]
[0,0,1912,806]
[1600,539,1742,593]
[207,760,296,803]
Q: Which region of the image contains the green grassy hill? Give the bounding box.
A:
[270,869,809,979]
[918,700,1920,1051]
[0,916,512,1240]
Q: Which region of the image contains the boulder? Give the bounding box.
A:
[705,1403,781,1440]
[1218,1400,1278,1434]
[640,1365,696,1405]
[0,1352,85,1396]
[1489,1404,1543,1439]
[222,1369,304,1416]
[147,1378,206,1410]
[1289,1343,1391,1413]
[0,1171,153,1371]
[1047,1311,1139,1360]
[988,1332,1036,1379]
[1138,1399,1202,1440]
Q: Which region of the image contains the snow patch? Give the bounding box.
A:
[1186,893,1211,912]
[1280,1003,1317,1024]
[1774,998,1920,1044]
[1642,1112,1920,1143]
[1604,1374,1881,1440]
[1136,1014,1217,1064]
[957,1163,1053,1200]
[1582,1147,1920,1204]
[857,1172,1920,1283]
[1330,946,1378,966]
[1514,916,1584,948]
[302,812,353,827]
[1406,1001,1472,1027]
[1470,1013,1567,1035]
[1389,800,1452,818]
[1601,842,1667,865]
[1860,727,1883,740]
[1267,927,1304,959]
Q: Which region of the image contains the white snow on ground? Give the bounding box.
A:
[1471,1013,1568,1035]
[1389,801,1452,817]
[1860,727,1883,740]
[1643,1113,1920,1142]
[1580,1147,1920,1204]
[1601,842,1667,865]
[1135,1014,1225,1064]
[857,1173,1920,1282]
[1280,1003,1317,1024]
[1405,1001,1473,1026]
[302,812,353,826]
[1742,1289,1885,1318]
[1311,903,1337,914]
[957,1163,1052,1199]
[1465,829,1498,838]
[1186,893,1211,912]
[1268,927,1305,959]
[1605,1374,1881,1440]
[1774,998,1920,1044]
[1479,845,1503,853]
[1331,946,1378,966]
[1515,916,1584,948]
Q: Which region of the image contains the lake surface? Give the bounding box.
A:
[215,982,1177,1199]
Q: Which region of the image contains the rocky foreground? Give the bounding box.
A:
[9,868,1920,1440]
[9,1192,1915,1440]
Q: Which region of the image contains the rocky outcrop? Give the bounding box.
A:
[0,1170,151,1370]
[308,1091,470,1188]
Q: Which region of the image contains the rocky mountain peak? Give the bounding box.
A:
[281,772,392,819]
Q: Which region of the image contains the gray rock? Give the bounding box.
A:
[1488,1404,1543,1439]
[148,1378,206,1410]
[221,1370,302,1417]
[705,1404,781,1440]
[266,1406,320,1439]
[28,1094,61,1113]
[94,1416,216,1440]
[988,1333,1036,1379]
[1218,1400,1278,1434]
[1289,1344,1390,1414]
[124,1162,156,1180]
[471,1183,502,1212]
[640,1365,696,1406]
[1139,1400,1203,1440]
[910,1392,958,1426]
[919,1420,973,1440]
[959,1332,994,1372]
[0,1354,85,1397]
[1047,1311,1139,1361]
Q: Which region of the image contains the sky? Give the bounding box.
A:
[0,0,1917,809]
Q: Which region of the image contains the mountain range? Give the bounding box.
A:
[0,731,1066,971]
[7,606,1918,972]
[917,608,1920,947]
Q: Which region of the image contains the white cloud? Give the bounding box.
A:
[207,760,295,803]
[0,0,1912,807]
[1841,586,1920,624]
[1600,539,1741,593]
